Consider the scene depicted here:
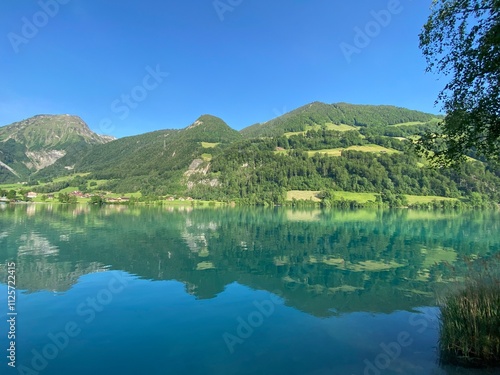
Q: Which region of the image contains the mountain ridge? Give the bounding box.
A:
[0,114,113,148]
[3,102,498,209]
[0,103,443,185]
[240,102,441,138]
[0,114,114,182]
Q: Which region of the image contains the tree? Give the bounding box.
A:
[419,0,500,162]
[58,193,77,204]
[90,195,105,205]
[6,190,17,200]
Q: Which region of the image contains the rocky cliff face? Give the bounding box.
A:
[25,150,67,171]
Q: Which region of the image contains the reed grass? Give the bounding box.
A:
[439,277,500,367]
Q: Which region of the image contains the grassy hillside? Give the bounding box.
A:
[306,145,400,157]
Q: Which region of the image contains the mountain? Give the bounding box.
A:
[72,114,242,194]
[240,102,440,138]
[3,103,499,207]
[180,114,242,143]
[0,115,113,182]
[0,114,110,148]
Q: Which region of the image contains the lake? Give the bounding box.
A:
[1,204,499,375]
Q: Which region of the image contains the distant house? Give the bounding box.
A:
[27,192,37,199]
[106,197,130,204]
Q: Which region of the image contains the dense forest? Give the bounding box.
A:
[184,129,500,207]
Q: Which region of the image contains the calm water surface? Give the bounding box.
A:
[0,204,499,375]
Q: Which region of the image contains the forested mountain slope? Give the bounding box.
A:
[240,102,440,138]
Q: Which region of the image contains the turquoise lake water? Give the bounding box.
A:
[0,204,499,375]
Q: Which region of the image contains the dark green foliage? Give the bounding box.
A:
[408,199,466,210]
[287,129,365,150]
[6,190,17,200]
[419,0,500,161]
[89,195,105,205]
[378,190,409,207]
[318,191,375,209]
[57,193,77,204]
[34,181,71,194]
[332,103,439,127]
[359,121,440,138]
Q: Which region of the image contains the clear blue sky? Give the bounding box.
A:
[0,0,444,138]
